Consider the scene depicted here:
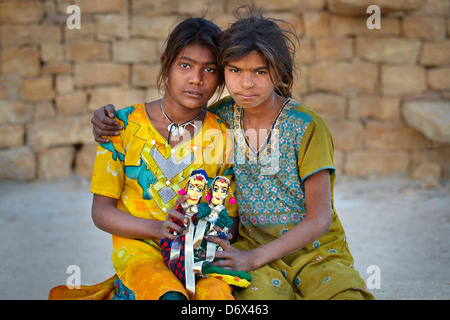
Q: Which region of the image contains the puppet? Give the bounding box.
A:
[161,170,251,299]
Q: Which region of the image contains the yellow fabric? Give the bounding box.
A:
[88,103,236,300]
[48,275,117,300]
[111,237,233,300]
[205,272,252,288]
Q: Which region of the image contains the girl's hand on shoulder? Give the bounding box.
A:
[161,194,189,240]
[91,104,122,143]
[205,235,256,272]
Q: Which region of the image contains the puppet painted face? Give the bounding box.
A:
[211,177,229,206]
[186,176,206,205]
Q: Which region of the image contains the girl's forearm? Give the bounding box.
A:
[92,194,164,239]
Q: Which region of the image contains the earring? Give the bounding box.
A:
[178,179,188,195]
[228,188,236,205]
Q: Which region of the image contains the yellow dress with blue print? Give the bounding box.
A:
[90,103,237,300]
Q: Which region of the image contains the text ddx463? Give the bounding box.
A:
[181,304,269,317]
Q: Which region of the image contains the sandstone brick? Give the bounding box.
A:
[381,65,426,97]
[0,73,22,101]
[0,124,25,148]
[291,65,308,97]
[409,0,450,16]
[132,64,160,87]
[298,39,313,64]
[0,147,36,181]
[33,102,56,121]
[329,0,426,15]
[0,101,33,125]
[41,43,64,62]
[303,93,346,121]
[176,0,224,15]
[95,14,129,40]
[145,88,160,102]
[21,77,55,102]
[71,0,127,13]
[330,16,400,37]
[131,0,177,16]
[427,67,450,90]
[357,37,421,64]
[37,146,75,180]
[349,96,400,121]
[74,62,129,88]
[0,2,44,24]
[41,63,73,75]
[403,16,446,40]
[0,25,62,47]
[66,41,110,61]
[412,146,450,178]
[328,121,364,151]
[413,162,442,188]
[55,91,88,115]
[56,75,74,94]
[27,115,93,151]
[365,121,429,150]
[64,22,95,42]
[303,12,330,38]
[75,144,98,179]
[311,61,378,95]
[113,39,159,63]
[420,41,450,66]
[1,47,40,77]
[253,0,326,11]
[345,150,409,176]
[314,38,353,61]
[334,150,344,175]
[88,87,146,111]
[131,15,180,40]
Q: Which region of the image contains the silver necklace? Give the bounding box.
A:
[159,98,202,138]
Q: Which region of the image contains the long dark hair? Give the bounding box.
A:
[218,6,298,98]
[157,17,224,94]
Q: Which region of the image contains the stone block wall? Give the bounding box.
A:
[0,0,449,182]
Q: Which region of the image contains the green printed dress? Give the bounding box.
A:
[209,96,374,300]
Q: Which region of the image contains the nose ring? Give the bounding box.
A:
[251,83,254,87]
[200,80,204,85]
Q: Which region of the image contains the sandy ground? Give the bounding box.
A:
[0,175,449,300]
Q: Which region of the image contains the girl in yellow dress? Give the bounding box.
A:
[50,17,237,300]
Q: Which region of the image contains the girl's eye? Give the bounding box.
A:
[228,68,239,73]
[205,67,216,73]
[180,63,190,68]
[256,70,267,75]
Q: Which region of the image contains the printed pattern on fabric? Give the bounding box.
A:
[209,96,374,300]
[232,99,313,236]
[90,103,237,299]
